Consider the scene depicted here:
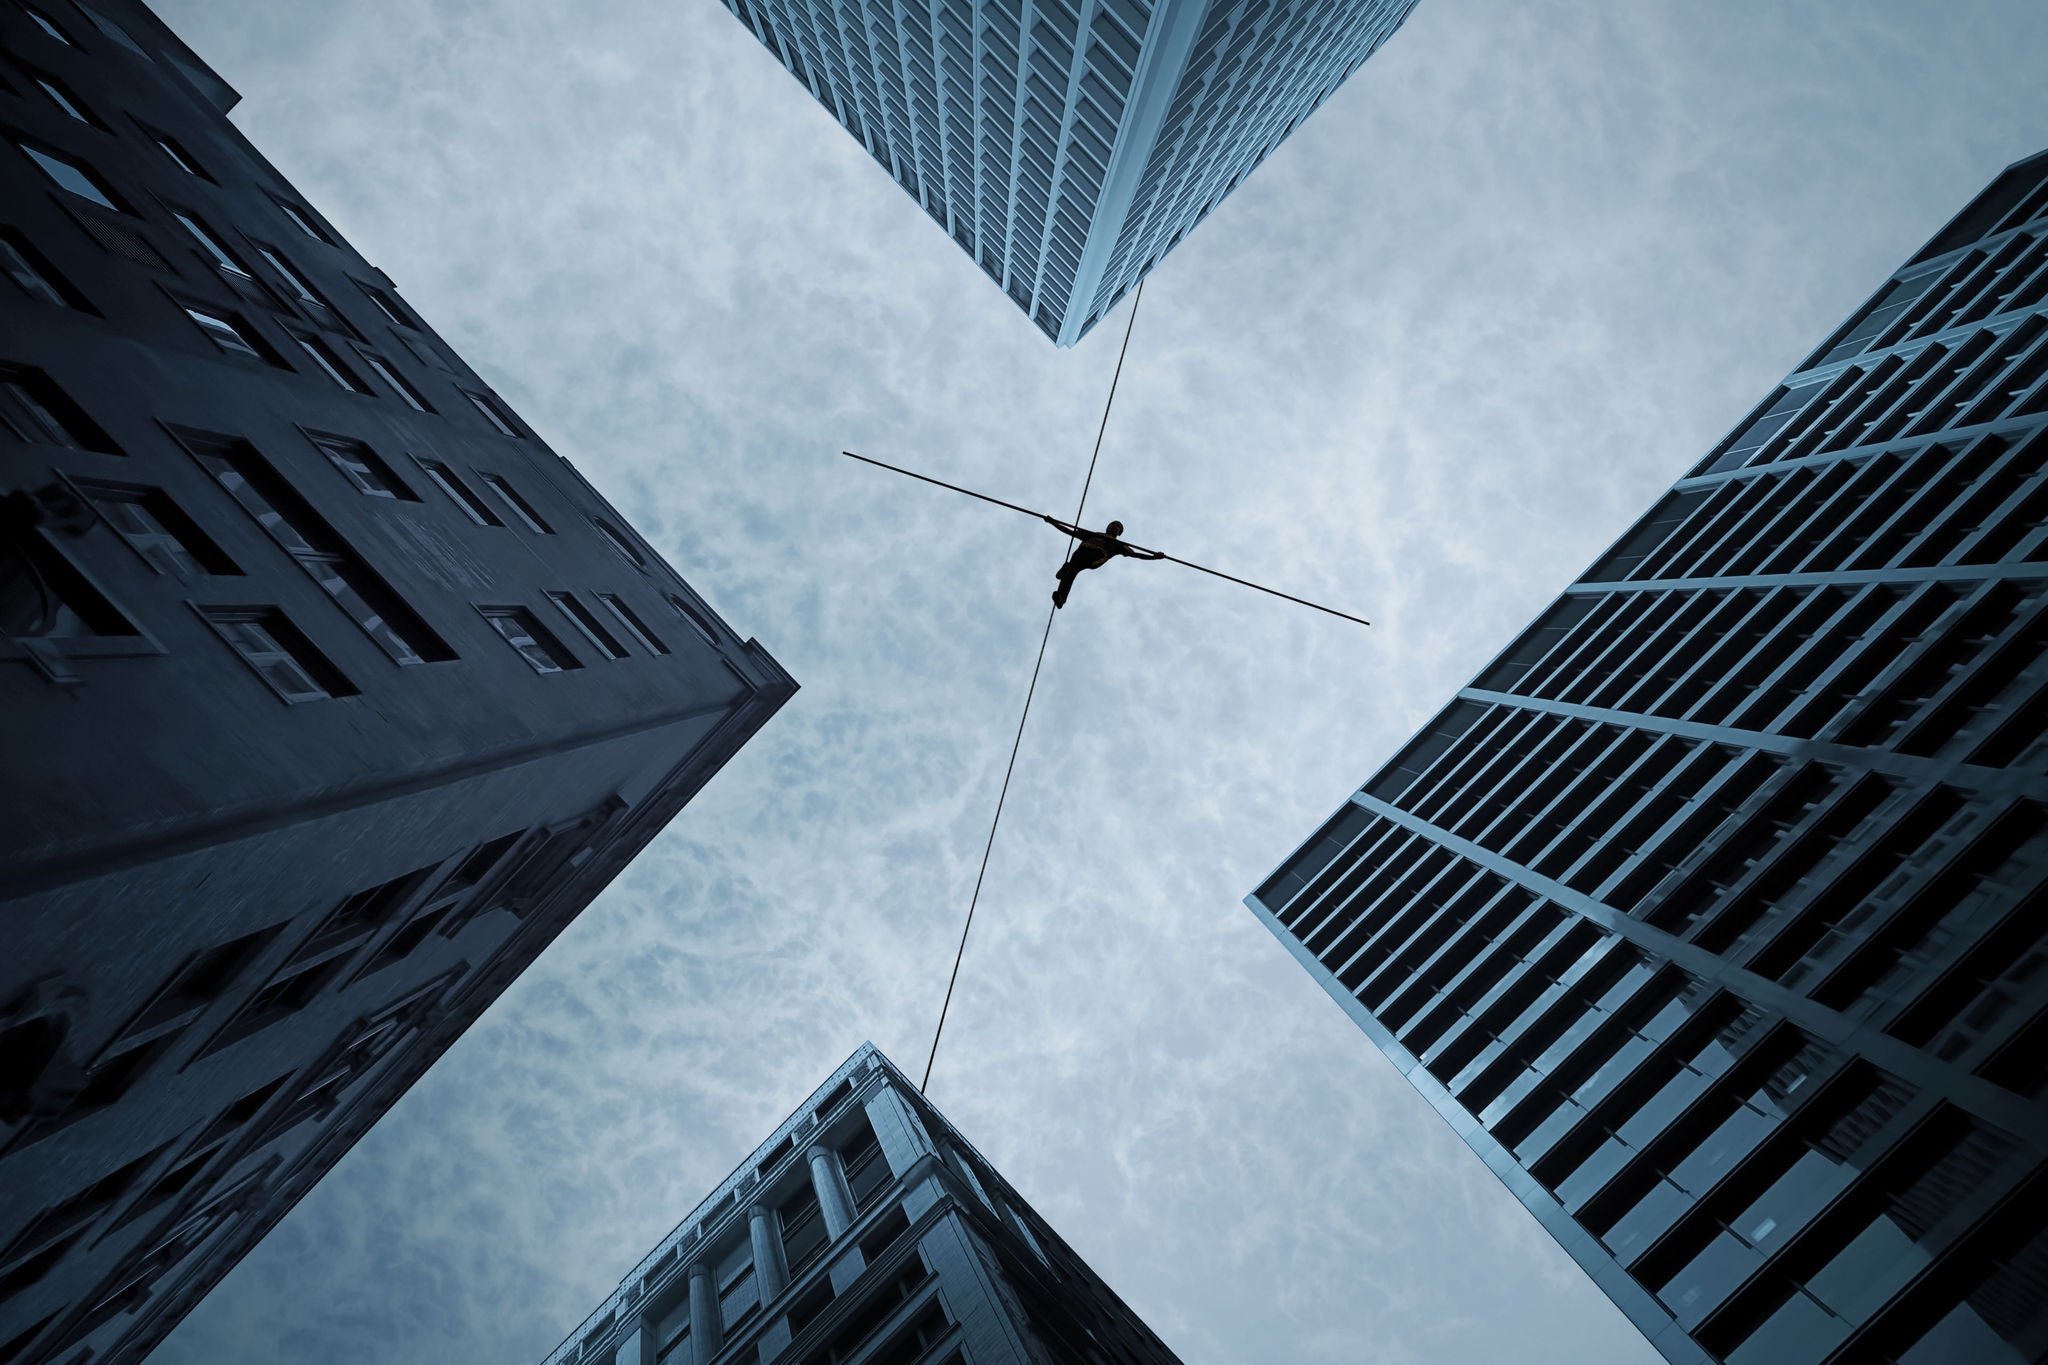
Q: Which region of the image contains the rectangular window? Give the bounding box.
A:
[23,5,75,44]
[360,352,431,411]
[418,460,504,526]
[274,197,328,243]
[287,329,367,392]
[143,126,206,178]
[308,433,414,500]
[357,281,414,329]
[546,591,628,659]
[839,1114,892,1212]
[9,530,139,644]
[183,304,276,364]
[666,593,718,644]
[198,607,355,703]
[0,227,88,310]
[465,390,519,437]
[17,143,123,212]
[598,593,668,655]
[77,481,237,577]
[0,363,117,450]
[172,212,250,277]
[478,472,552,533]
[183,432,454,665]
[27,70,98,126]
[594,517,648,569]
[257,246,323,307]
[480,606,580,674]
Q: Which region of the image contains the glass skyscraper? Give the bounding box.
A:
[710,0,1420,345]
[1249,151,2048,1365]
[542,1044,1182,1365]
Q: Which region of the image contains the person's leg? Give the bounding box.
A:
[1053,559,1079,607]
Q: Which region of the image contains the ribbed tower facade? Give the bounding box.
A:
[542,1044,1181,1365]
[0,3,793,1362]
[1249,151,2048,1365]
[712,0,1419,345]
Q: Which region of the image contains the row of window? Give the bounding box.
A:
[1702,315,2048,475]
[1323,874,2045,1365]
[1100,0,1409,321]
[1589,425,2048,586]
[1474,578,2047,765]
[4,961,466,1365]
[3,383,721,687]
[1276,754,2046,1101]
[3,123,528,437]
[729,0,1143,327]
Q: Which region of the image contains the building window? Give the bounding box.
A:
[309,433,415,500]
[2,523,140,648]
[360,352,431,411]
[142,126,206,178]
[464,389,519,437]
[479,606,580,673]
[73,2,147,56]
[0,228,89,310]
[839,1114,892,1212]
[593,517,647,569]
[547,591,628,660]
[256,246,324,307]
[22,5,75,44]
[357,281,415,329]
[171,211,251,277]
[184,432,455,664]
[284,329,368,391]
[599,593,668,654]
[182,303,278,365]
[0,364,117,451]
[778,1180,829,1276]
[417,460,504,526]
[273,197,328,243]
[478,472,552,533]
[16,143,124,212]
[27,70,100,127]
[75,481,237,577]
[667,593,719,645]
[197,606,355,703]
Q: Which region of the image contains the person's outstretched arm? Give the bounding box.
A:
[1125,544,1166,560]
[1043,513,1080,536]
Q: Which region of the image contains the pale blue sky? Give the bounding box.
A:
[148,1,2048,1362]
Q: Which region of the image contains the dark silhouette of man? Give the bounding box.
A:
[1044,514,1164,608]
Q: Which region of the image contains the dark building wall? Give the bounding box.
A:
[546,1045,1181,1365]
[1249,151,2048,1365]
[0,3,795,1361]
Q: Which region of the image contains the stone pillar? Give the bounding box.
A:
[748,1203,789,1302]
[687,1262,722,1365]
[808,1144,855,1238]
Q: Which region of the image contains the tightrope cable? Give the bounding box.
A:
[919,280,1146,1094]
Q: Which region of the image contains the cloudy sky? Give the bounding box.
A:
[148,1,2047,1362]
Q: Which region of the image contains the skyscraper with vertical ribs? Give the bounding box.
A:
[540,1044,1182,1365]
[0,3,792,1362]
[1250,151,2048,1365]
[710,0,1419,345]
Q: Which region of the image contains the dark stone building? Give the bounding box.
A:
[542,1044,1182,1365]
[1250,151,2048,1364]
[0,3,794,1361]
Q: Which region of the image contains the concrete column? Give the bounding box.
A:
[687,1262,722,1365]
[808,1144,855,1237]
[748,1203,789,1302]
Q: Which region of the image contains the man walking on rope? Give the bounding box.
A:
[1043,514,1164,608]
